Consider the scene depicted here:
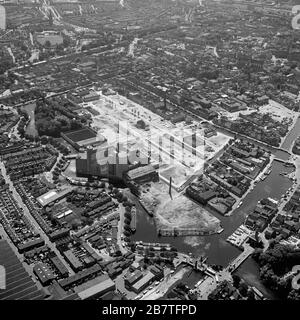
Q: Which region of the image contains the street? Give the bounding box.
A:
[0,160,74,276]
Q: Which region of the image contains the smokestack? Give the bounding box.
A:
[170,135,174,161]
[87,147,93,175]
[159,136,162,160]
[192,132,196,156]
[148,132,151,159]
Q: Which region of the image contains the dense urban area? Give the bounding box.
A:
[1,0,300,301]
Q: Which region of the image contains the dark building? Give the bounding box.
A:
[125,164,159,184]
[61,127,106,152]
[76,146,151,182]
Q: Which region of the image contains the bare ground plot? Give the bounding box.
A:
[260,100,297,123]
[160,165,200,187]
[140,181,220,233]
[156,196,221,232]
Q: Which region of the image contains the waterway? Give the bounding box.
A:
[21,102,38,138]
[280,117,300,153]
[274,116,300,161]
[132,160,294,266]
[131,114,300,297]
[234,258,279,300]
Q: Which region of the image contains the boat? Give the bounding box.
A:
[139,199,154,217]
[130,206,137,233]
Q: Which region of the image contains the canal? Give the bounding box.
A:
[234,257,280,300]
[132,159,294,266]
[280,117,300,153]
[130,115,300,296]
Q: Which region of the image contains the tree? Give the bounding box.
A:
[238,282,249,297]
[124,212,131,220]
[63,37,71,48]
[124,236,130,243]
[85,218,94,226]
[113,188,119,194]
[99,181,105,188]
[252,248,263,263]
[247,289,255,300]
[124,224,131,232]
[115,250,122,257]
[125,206,131,213]
[232,274,241,288]
[288,290,300,300]
[123,230,131,237]
[124,218,131,225]
[44,40,51,48]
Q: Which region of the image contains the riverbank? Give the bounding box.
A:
[132,159,294,265]
[130,115,300,299]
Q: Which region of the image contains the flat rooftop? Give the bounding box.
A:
[37,188,72,207]
[74,274,115,300]
[63,127,97,143]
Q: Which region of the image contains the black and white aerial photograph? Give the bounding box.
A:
[1,0,300,315]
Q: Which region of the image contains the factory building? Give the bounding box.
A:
[74,274,115,300]
[76,145,152,182]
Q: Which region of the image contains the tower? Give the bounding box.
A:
[169,177,172,199]
[192,129,197,156]
[147,130,151,159]
[86,146,94,175]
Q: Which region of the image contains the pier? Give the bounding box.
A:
[273,158,295,167]
[158,228,218,237]
[130,207,136,232]
[226,244,254,272]
[174,253,210,273]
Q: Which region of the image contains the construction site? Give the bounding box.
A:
[139,180,222,236]
[88,90,231,191]
[77,90,228,236]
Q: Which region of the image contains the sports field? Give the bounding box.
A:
[64,127,97,143]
